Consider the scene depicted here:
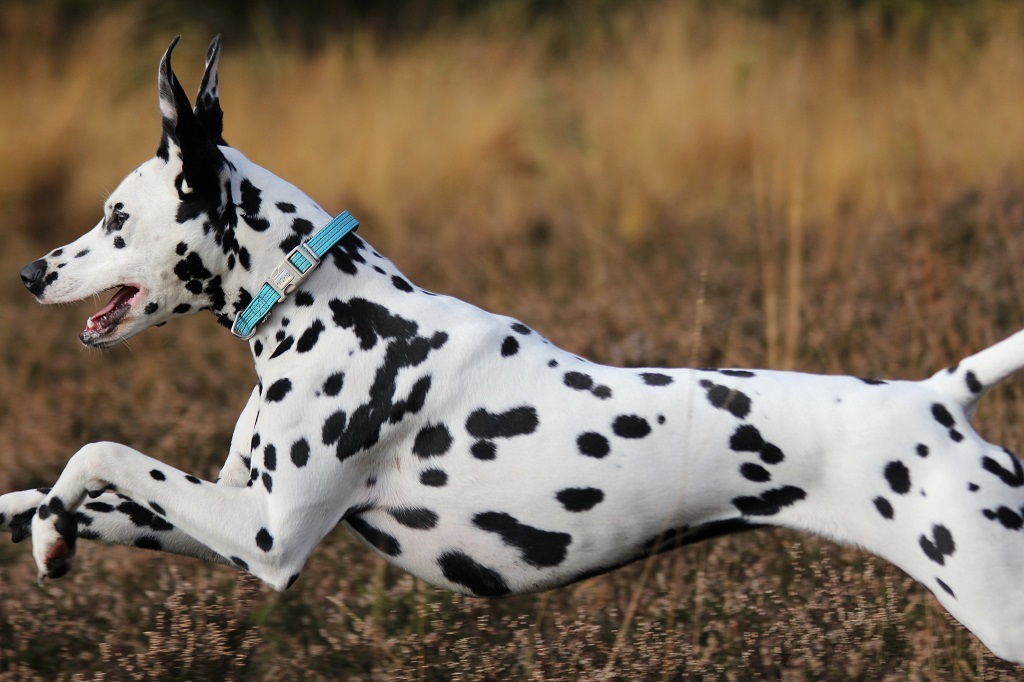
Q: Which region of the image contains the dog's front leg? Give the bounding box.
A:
[215,384,262,487]
[31,441,308,590]
[4,384,263,568]
[0,487,231,562]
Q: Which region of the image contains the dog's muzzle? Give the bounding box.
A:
[20,259,49,297]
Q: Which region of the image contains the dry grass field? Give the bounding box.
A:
[3,2,1024,679]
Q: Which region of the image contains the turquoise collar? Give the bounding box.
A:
[231,211,359,339]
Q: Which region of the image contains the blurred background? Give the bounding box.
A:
[3,0,1024,678]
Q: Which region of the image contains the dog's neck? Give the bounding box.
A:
[202,148,381,334]
[207,149,419,373]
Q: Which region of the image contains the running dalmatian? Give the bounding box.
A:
[2,36,1024,665]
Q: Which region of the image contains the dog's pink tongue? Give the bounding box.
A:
[85,286,139,332]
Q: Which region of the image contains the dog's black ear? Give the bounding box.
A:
[194,34,227,146]
[157,36,227,200]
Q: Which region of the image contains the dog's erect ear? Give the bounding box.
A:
[194,34,227,146]
[157,36,227,200]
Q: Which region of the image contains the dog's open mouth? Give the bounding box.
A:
[80,286,141,344]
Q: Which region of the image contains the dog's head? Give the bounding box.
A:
[19,36,262,348]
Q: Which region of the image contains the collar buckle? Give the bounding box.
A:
[230,211,358,341]
[269,242,320,297]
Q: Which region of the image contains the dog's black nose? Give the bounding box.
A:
[20,259,48,295]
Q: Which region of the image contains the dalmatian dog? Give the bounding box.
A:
[2,35,1024,664]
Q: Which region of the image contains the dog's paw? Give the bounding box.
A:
[31,499,78,582]
[0,489,49,543]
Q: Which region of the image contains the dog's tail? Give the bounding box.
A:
[925,328,1024,414]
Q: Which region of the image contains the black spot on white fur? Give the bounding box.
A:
[700,380,751,419]
[413,424,453,458]
[982,449,1024,487]
[983,505,1024,530]
[563,371,612,400]
[466,406,538,440]
[740,462,771,482]
[472,511,571,568]
[612,415,650,439]
[641,372,673,386]
[501,336,519,357]
[296,320,325,353]
[438,550,509,597]
[965,371,982,393]
[577,432,610,458]
[290,439,310,467]
[919,524,955,565]
[116,500,173,532]
[729,424,784,464]
[718,369,755,378]
[471,441,497,460]
[389,507,439,530]
[322,372,344,397]
[279,233,301,254]
[347,515,401,556]
[732,486,806,516]
[420,468,448,487]
[239,179,268,232]
[556,487,605,512]
[931,403,963,442]
[885,460,911,494]
[265,379,292,402]
[319,301,446,462]
[564,372,593,391]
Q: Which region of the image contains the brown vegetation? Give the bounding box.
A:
[3,2,1024,679]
